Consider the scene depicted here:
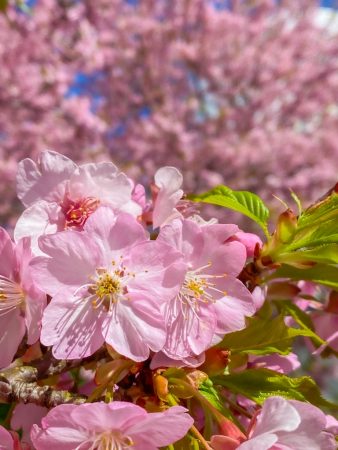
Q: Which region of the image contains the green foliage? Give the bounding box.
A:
[272,264,338,291]
[0,404,10,426]
[262,185,338,269]
[212,368,338,412]
[277,244,338,266]
[297,185,338,230]
[216,315,321,355]
[189,186,270,237]
[199,380,233,419]
[275,300,324,347]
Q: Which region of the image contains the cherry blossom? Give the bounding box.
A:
[158,219,255,359]
[15,151,141,250]
[210,396,337,450]
[30,402,194,450]
[1,2,338,226]
[0,228,46,368]
[0,426,15,450]
[30,207,184,361]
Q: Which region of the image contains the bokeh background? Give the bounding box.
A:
[0,0,338,401]
[1,0,338,226]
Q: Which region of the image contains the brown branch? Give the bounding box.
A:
[0,366,86,408]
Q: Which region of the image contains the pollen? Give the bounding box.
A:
[186,279,205,297]
[95,273,121,299]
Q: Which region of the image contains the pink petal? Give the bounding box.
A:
[232,232,263,258]
[17,150,76,207]
[84,208,147,258]
[128,406,194,447]
[0,309,25,369]
[126,240,185,303]
[159,219,204,262]
[70,402,146,432]
[14,201,62,254]
[251,397,300,437]
[25,289,47,344]
[31,425,88,450]
[104,300,166,361]
[40,290,105,359]
[277,400,336,450]
[30,230,100,295]
[153,167,183,228]
[69,162,134,207]
[201,241,247,278]
[164,299,216,358]
[238,433,278,450]
[11,403,48,446]
[213,278,255,334]
[0,426,14,450]
[0,227,15,278]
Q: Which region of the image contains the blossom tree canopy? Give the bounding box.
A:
[1,0,338,224]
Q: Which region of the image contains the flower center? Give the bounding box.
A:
[86,261,134,311]
[0,275,25,316]
[61,195,100,229]
[178,263,226,314]
[95,272,122,300]
[88,430,134,450]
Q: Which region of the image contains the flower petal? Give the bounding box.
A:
[30,230,100,295]
[40,290,105,359]
[17,150,76,207]
[0,309,25,369]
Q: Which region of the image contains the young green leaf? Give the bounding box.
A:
[277,244,338,266]
[297,184,338,231]
[271,264,338,290]
[216,315,319,355]
[189,186,270,237]
[274,300,324,347]
[212,369,338,411]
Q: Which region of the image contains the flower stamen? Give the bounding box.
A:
[0,275,25,316]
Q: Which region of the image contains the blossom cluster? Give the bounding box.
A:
[1,1,338,225]
[0,150,337,449]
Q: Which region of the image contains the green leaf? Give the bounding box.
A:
[0,404,10,426]
[216,315,317,355]
[199,381,233,419]
[275,300,314,330]
[286,218,338,251]
[212,369,338,411]
[290,190,303,215]
[189,186,270,237]
[297,186,338,231]
[275,300,324,347]
[272,264,338,290]
[278,244,338,266]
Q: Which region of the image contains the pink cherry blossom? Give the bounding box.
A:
[1,2,338,228]
[230,232,263,259]
[0,228,46,369]
[248,353,301,374]
[15,151,141,249]
[152,166,184,228]
[158,219,256,359]
[210,397,336,450]
[30,207,184,361]
[11,403,48,446]
[0,426,14,450]
[30,402,194,450]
